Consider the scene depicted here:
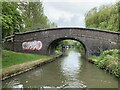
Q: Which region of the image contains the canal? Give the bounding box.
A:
[2,50,118,88]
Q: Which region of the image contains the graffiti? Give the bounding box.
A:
[22,41,42,50]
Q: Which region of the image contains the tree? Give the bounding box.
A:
[2,1,57,38]
[2,2,23,38]
[85,2,119,32]
[19,1,57,31]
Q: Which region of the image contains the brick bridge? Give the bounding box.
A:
[4,27,120,56]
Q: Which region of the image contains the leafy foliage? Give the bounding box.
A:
[90,49,120,77]
[2,1,57,38]
[2,2,23,38]
[19,1,57,32]
[85,2,119,32]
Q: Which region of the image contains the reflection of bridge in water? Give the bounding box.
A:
[4,27,120,56]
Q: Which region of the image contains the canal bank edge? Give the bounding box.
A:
[1,54,63,81]
[87,49,120,78]
[87,58,119,78]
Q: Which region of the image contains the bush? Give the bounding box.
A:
[89,49,120,77]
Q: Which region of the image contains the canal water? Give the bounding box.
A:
[2,50,118,88]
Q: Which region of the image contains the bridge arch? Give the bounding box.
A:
[47,37,87,55]
[4,27,119,57]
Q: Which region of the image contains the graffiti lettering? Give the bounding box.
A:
[22,41,42,50]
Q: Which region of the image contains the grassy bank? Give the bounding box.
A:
[2,50,50,68]
[1,50,53,79]
[89,49,120,77]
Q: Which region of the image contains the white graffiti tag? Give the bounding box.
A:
[22,41,42,50]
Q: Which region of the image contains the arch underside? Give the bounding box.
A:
[47,37,87,55]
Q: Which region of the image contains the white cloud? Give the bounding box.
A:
[41,0,117,27]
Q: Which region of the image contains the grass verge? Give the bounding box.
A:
[1,50,53,79]
[2,50,50,68]
[88,49,120,78]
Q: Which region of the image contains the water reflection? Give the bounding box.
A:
[78,58,118,88]
[2,49,118,88]
[61,50,81,76]
[60,50,86,88]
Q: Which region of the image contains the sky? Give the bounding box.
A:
[41,0,117,28]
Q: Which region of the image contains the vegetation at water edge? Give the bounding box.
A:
[89,49,120,77]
